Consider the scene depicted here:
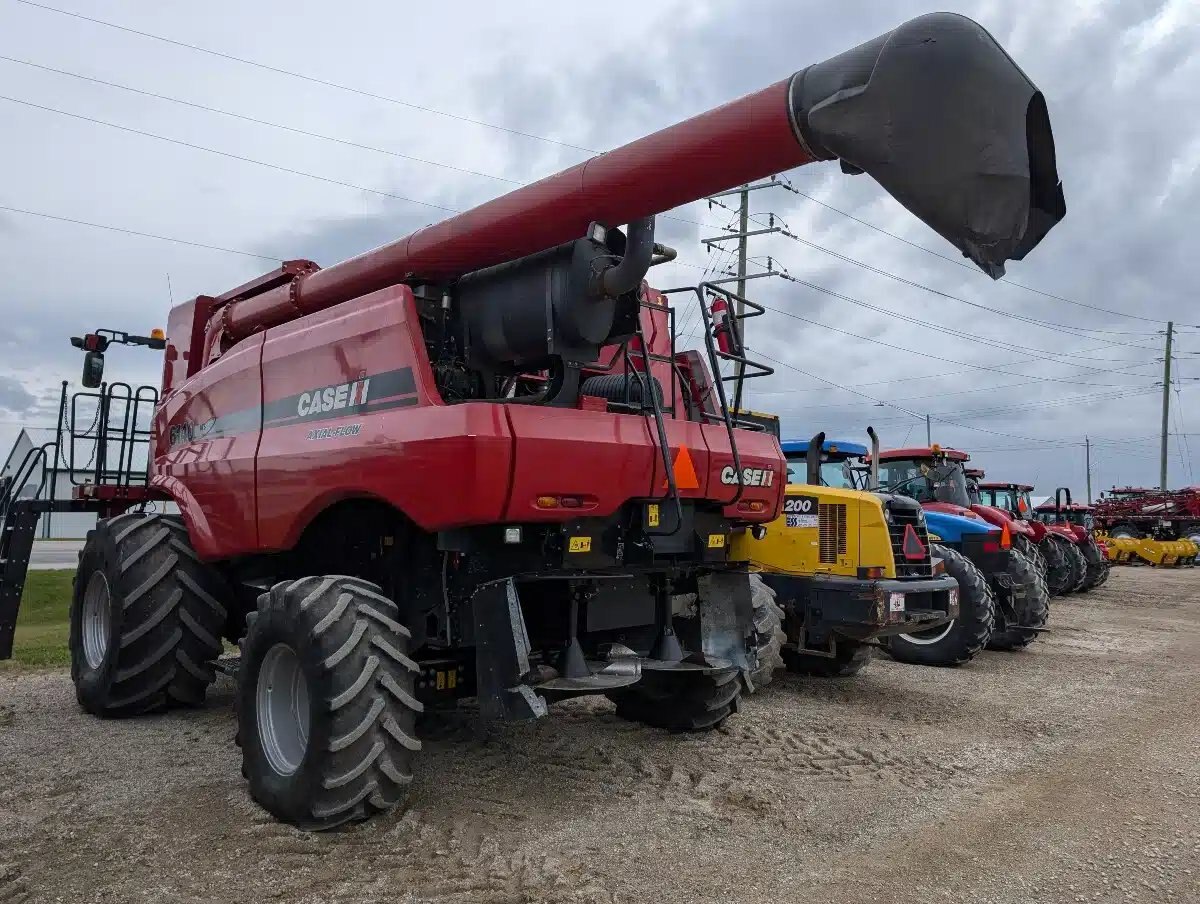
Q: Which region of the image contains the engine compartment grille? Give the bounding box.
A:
[819,503,848,564]
[888,506,934,577]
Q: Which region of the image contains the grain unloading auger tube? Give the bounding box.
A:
[207,11,1064,345]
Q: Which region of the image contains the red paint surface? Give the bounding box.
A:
[155,285,783,561]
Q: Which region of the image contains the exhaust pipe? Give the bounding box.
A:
[806,432,826,486]
[867,426,880,491]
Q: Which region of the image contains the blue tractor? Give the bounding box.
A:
[795,431,999,666]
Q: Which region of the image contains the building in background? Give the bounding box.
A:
[1,427,100,538]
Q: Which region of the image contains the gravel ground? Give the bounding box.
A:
[1,567,1198,904]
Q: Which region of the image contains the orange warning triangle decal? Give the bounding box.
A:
[662,446,701,490]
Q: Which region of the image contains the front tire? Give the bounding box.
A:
[987,548,1049,651]
[1079,538,1109,591]
[1049,535,1086,594]
[747,574,785,690]
[1038,536,1073,596]
[883,544,993,667]
[238,576,422,830]
[70,513,228,717]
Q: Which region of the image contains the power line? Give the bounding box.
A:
[773,176,1177,329]
[0,54,528,187]
[0,203,277,259]
[751,298,1161,388]
[774,270,1155,366]
[0,94,464,214]
[12,0,597,154]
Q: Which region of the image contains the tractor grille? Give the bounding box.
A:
[819,503,847,564]
[888,508,934,577]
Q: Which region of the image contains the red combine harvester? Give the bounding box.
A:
[976,481,1103,594]
[0,13,1063,829]
[1094,486,1200,545]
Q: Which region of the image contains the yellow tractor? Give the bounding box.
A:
[732,428,972,674]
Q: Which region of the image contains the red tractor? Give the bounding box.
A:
[873,447,1051,651]
[0,13,1063,829]
[976,481,1101,595]
[1032,490,1111,587]
[1094,485,1200,546]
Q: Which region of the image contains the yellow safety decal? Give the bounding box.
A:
[708,534,726,549]
[436,671,446,690]
[647,504,660,528]
[569,536,592,553]
[448,670,457,690]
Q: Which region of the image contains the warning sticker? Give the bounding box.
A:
[889,592,905,613]
[568,536,592,553]
[785,513,818,528]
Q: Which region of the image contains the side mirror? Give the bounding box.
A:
[82,350,105,388]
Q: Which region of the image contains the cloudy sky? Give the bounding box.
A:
[1,0,1197,498]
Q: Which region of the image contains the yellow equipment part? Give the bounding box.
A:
[1096,533,1136,565]
[730,483,898,577]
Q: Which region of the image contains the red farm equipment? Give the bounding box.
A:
[977,482,1108,594]
[874,446,1054,650]
[1094,485,1200,547]
[0,13,1063,829]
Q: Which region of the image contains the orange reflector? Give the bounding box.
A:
[1000,522,1012,549]
[150,328,165,340]
[535,496,559,509]
[901,524,927,561]
[662,446,701,490]
[737,500,766,513]
[866,566,884,579]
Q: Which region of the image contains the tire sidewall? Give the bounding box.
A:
[238,602,336,826]
[70,524,127,710]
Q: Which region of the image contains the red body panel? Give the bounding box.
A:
[155,285,783,561]
[968,503,1035,538]
[152,334,264,557]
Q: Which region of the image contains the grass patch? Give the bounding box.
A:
[1,569,73,671]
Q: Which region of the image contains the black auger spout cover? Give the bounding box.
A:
[790,12,1066,278]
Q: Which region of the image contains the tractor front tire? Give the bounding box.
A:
[747,574,785,691]
[987,548,1049,651]
[1049,535,1086,594]
[882,544,993,667]
[238,576,422,830]
[1078,539,1109,592]
[70,513,228,718]
[607,668,743,732]
[1038,536,1073,596]
[784,639,873,677]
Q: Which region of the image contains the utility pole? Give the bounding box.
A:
[734,185,749,384]
[926,414,932,445]
[1161,321,1174,491]
[1085,435,1092,503]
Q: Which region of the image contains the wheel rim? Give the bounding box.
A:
[257,643,310,776]
[81,570,112,669]
[898,619,955,645]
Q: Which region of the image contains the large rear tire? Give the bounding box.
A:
[1049,535,1086,594]
[1079,538,1109,591]
[882,544,993,667]
[1038,536,1073,596]
[70,513,229,717]
[238,576,422,830]
[987,548,1049,651]
[747,575,785,690]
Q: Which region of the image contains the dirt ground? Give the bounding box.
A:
[2,567,1198,904]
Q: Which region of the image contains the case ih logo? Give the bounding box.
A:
[720,466,775,487]
[297,379,370,417]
